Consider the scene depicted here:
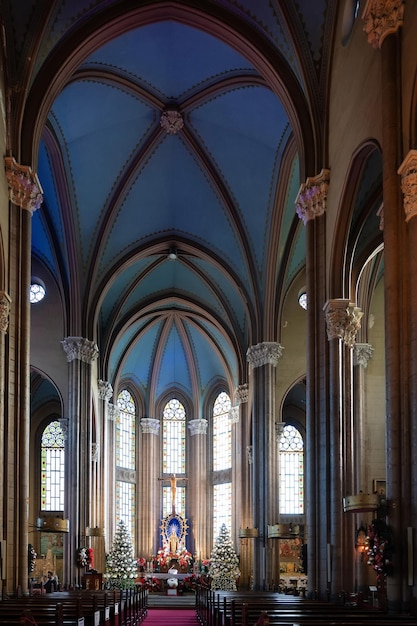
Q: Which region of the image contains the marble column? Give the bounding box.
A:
[324,300,363,600]
[61,337,99,587]
[246,342,283,590]
[363,0,405,611]
[138,418,160,558]
[296,169,329,598]
[4,157,42,593]
[187,418,208,559]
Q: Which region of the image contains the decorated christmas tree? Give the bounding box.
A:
[105,520,138,589]
[209,523,240,591]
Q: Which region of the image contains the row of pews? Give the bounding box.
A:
[0,586,148,625]
[195,586,417,626]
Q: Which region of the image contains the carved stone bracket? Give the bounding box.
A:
[91,442,100,463]
[235,383,248,404]
[275,421,286,442]
[362,0,404,49]
[188,418,208,436]
[247,342,284,369]
[4,156,43,212]
[354,343,374,368]
[61,337,99,363]
[247,445,253,465]
[295,169,330,225]
[140,417,160,435]
[398,150,417,222]
[58,418,69,441]
[0,291,11,334]
[228,406,239,423]
[98,379,113,402]
[324,300,363,348]
[108,403,120,422]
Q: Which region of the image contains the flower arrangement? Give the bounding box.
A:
[77,547,94,568]
[366,518,394,579]
[154,548,193,569]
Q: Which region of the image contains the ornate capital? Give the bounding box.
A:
[0,291,11,334]
[61,337,99,363]
[98,379,113,401]
[362,0,404,49]
[188,418,208,436]
[228,406,239,424]
[295,169,330,225]
[354,343,374,368]
[160,108,184,135]
[108,403,120,422]
[140,417,160,435]
[58,418,69,441]
[4,156,43,212]
[275,421,286,442]
[398,150,417,222]
[247,445,253,465]
[324,300,363,348]
[246,342,284,369]
[235,383,248,404]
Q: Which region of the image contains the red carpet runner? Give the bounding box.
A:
[144,608,200,624]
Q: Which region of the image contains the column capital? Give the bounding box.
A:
[4,156,43,212]
[295,169,330,225]
[61,337,99,363]
[108,403,120,421]
[235,383,248,404]
[398,150,417,222]
[140,417,160,435]
[91,442,100,463]
[188,418,208,436]
[228,406,239,423]
[98,379,113,401]
[0,291,11,334]
[362,0,404,49]
[324,300,363,348]
[354,343,374,368]
[246,342,284,369]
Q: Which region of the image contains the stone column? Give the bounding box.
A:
[106,403,119,549]
[61,337,99,587]
[296,169,329,598]
[398,151,417,600]
[0,292,10,564]
[324,300,362,600]
[4,157,42,593]
[363,0,405,611]
[187,419,208,559]
[246,342,283,590]
[138,418,160,558]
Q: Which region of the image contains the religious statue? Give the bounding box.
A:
[169,527,179,554]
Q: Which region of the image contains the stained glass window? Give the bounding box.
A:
[213,482,232,541]
[279,424,304,514]
[213,391,231,471]
[41,420,65,511]
[162,398,186,473]
[116,390,136,544]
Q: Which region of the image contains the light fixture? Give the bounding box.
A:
[298,287,307,310]
[36,516,69,533]
[167,248,178,260]
[30,277,46,303]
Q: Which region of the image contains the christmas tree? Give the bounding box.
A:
[209,523,240,591]
[105,520,138,589]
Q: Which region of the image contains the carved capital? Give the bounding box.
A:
[108,403,120,422]
[188,418,208,436]
[98,379,113,401]
[295,169,330,225]
[324,300,363,348]
[160,108,184,135]
[275,421,286,442]
[246,342,284,369]
[235,383,248,404]
[0,291,11,334]
[362,0,404,49]
[247,445,253,465]
[354,343,374,368]
[61,337,99,363]
[398,150,417,222]
[58,418,69,441]
[91,442,100,463]
[140,417,160,435]
[4,156,43,212]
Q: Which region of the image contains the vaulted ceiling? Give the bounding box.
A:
[4,0,342,411]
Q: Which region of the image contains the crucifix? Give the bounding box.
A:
[158,473,188,514]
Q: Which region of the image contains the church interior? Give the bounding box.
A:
[1,0,417,616]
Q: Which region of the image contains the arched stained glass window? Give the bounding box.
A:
[41,420,65,511]
[213,391,231,471]
[116,389,136,545]
[279,424,304,514]
[162,398,186,474]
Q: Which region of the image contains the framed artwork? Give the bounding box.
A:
[373,479,386,497]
